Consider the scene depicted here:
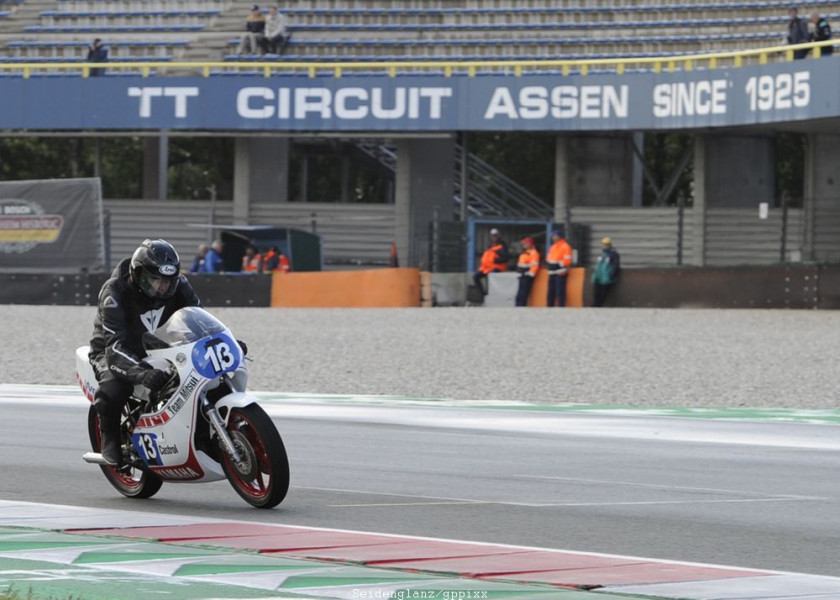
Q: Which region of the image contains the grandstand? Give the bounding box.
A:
[2,1,840,274]
[3,0,840,69]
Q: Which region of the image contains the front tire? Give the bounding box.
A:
[87,405,163,499]
[220,404,289,508]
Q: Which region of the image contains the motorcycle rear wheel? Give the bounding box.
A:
[220,404,289,509]
[87,405,163,499]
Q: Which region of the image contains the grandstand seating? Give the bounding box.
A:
[2,0,840,74]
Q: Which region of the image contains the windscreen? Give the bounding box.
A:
[142,306,226,350]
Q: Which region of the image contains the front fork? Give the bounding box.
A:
[201,396,244,464]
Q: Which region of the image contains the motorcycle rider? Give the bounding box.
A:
[88,239,201,466]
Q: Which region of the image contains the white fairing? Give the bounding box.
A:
[75,306,256,484]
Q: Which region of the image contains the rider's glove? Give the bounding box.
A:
[237,340,248,356]
[142,368,169,392]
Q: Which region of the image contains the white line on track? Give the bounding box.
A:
[297,485,827,508]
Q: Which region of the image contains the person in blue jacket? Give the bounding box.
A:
[203,239,225,273]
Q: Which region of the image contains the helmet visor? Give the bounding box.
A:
[137,269,178,300]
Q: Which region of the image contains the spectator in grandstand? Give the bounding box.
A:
[86,38,108,77]
[188,243,208,273]
[264,6,290,55]
[514,237,539,307]
[473,228,509,296]
[591,237,620,307]
[787,7,811,59]
[203,239,225,273]
[546,229,573,307]
[810,12,833,57]
[237,5,267,55]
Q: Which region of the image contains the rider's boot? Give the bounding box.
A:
[94,397,123,466]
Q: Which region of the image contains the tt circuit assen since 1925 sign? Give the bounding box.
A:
[0,59,835,132]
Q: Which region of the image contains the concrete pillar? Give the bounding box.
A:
[703,135,774,207]
[394,137,456,269]
[233,136,291,224]
[142,136,168,200]
[804,134,840,260]
[555,134,635,208]
[691,135,707,267]
[553,135,570,224]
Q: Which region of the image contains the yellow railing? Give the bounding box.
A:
[1,40,835,79]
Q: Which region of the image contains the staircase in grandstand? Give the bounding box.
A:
[355,141,553,220]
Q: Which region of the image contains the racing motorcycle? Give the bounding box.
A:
[76,306,289,509]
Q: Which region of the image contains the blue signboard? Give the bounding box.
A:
[1,60,836,132]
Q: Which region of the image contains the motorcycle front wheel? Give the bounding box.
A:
[87,405,163,499]
[220,404,289,509]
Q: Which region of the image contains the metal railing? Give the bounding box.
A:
[355,141,552,219]
[0,39,836,78]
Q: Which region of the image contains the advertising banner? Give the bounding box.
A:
[0,60,835,132]
[0,178,106,273]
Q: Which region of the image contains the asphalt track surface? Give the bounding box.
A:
[2,391,840,580]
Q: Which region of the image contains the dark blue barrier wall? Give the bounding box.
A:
[0,273,272,307]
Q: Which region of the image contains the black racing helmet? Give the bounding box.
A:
[130,239,181,301]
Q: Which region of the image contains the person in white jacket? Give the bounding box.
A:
[265,6,289,55]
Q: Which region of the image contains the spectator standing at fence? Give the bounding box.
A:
[238,5,266,55]
[263,246,290,273]
[241,246,263,273]
[514,237,540,307]
[810,12,833,57]
[473,228,509,296]
[188,243,208,273]
[264,6,289,55]
[87,38,108,76]
[787,7,811,59]
[592,237,620,307]
[203,239,225,273]
[546,229,573,307]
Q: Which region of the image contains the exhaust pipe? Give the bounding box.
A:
[82,452,114,466]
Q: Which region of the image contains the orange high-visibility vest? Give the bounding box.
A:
[547,239,573,273]
[479,243,508,274]
[242,254,262,272]
[516,248,540,277]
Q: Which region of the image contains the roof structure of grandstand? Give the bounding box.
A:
[2,0,839,70]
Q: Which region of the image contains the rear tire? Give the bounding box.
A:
[220,404,289,508]
[87,405,163,499]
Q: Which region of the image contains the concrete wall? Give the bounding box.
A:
[555,134,635,213]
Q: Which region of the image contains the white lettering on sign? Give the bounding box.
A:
[483,85,629,120]
[236,87,453,120]
[128,87,199,118]
[652,80,728,118]
[745,72,810,112]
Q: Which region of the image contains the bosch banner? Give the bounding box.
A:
[0,178,106,273]
[0,59,835,132]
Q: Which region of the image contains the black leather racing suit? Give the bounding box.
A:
[89,258,200,431]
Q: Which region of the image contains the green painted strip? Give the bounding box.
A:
[75,551,213,564]
[0,540,115,551]
[281,574,434,589]
[254,391,840,425]
[175,562,317,576]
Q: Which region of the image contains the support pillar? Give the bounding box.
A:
[394,137,455,269]
[691,135,707,267]
[233,136,291,224]
[804,133,840,260]
[142,136,168,200]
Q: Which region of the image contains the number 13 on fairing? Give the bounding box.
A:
[191,333,241,378]
[745,72,810,112]
[205,340,235,373]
